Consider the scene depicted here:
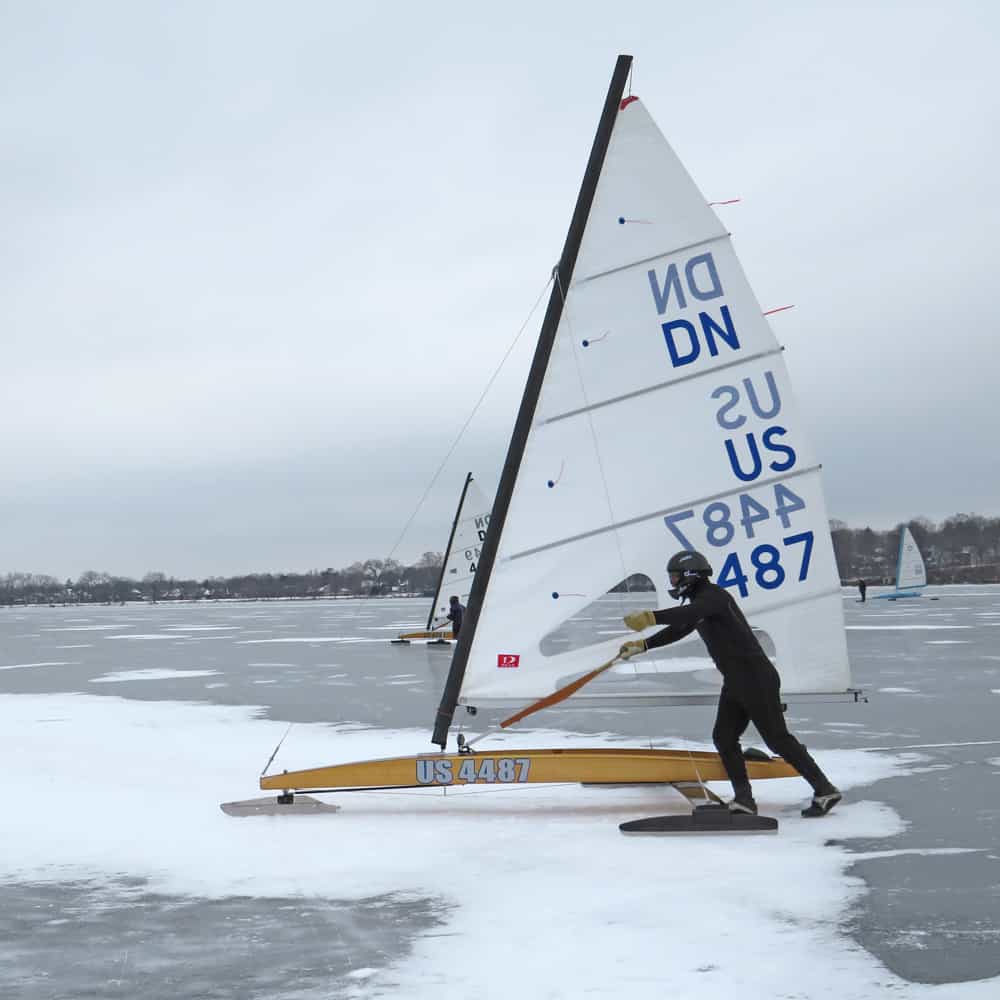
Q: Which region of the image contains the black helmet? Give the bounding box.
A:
[667,550,712,599]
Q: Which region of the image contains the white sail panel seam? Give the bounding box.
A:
[540,345,784,426]
[458,688,854,709]
[573,233,730,287]
[506,463,821,561]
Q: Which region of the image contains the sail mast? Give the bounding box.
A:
[426,472,475,630]
[431,54,633,748]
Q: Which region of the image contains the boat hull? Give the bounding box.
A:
[260,747,798,792]
[393,630,453,642]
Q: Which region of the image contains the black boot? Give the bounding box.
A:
[801,788,842,818]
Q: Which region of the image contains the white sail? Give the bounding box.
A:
[429,479,491,625]
[895,526,927,591]
[452,94,850,709]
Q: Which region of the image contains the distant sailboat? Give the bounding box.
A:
[873,525,927,600]
[392,473,491,644]
[254,55,859,816]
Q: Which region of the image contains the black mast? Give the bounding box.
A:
[426,472,475,631]
[432,55,633,749]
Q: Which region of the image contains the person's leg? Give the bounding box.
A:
[712,688,753,802]
[747,679,836,795]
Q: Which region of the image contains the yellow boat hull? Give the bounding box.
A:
[393,630,452,642]
[260,747,797,792]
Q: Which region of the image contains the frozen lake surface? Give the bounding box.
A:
[2,586,999,998]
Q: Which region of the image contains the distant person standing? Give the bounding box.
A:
[857,579,867,603]
[445,595,465,638]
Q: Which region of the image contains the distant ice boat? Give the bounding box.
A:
[391,472,491,644]
[874,526,928,600]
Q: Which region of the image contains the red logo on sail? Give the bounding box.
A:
[497,654,520,668]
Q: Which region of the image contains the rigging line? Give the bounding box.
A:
[462,730,491,750]
[260,723,294,777]
[655,594,711,797]
[340,275,553,628]
[377,274,554,569]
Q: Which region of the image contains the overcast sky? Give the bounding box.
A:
[3,1,998,579]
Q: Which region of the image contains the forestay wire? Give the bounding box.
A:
[376,275,554,572]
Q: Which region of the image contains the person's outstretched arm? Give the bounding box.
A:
[623,588,720,651]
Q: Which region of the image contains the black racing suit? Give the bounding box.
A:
[447,602,465,638]
[644,579,834,798]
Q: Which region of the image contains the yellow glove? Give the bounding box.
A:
[619,639,646,660]
[624,610,656,631]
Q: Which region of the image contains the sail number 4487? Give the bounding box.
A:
[663,484,814,597]
[416,757,531,785]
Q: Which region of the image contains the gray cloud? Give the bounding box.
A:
[3,1,998,577]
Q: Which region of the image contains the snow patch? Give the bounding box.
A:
[1,693,995,1000]
[0,661,76,671]
[846,625,970,631]
[90,669,221,683]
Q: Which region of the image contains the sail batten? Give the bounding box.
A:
[573,233,731,288]
[571,232,728,287]
[540,344,785,426]
[507,464,822,562]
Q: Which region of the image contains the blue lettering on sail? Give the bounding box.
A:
[648,262,686,315]
[713,371,782,429]
[725,435,762,482]
[699,306,739,355]
[685,253,723,301]
[662,319,699,366]
[724,427,797,482]
[662,486,810,551]
[745,371,781,419]
[712,385,743,429]
[762,426,796,471]
[648,252,723,316]
[662,306,740,369]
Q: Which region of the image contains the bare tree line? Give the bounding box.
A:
[4,513,1000,605]
[0,553,445,606]
[831,513,1000,584]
